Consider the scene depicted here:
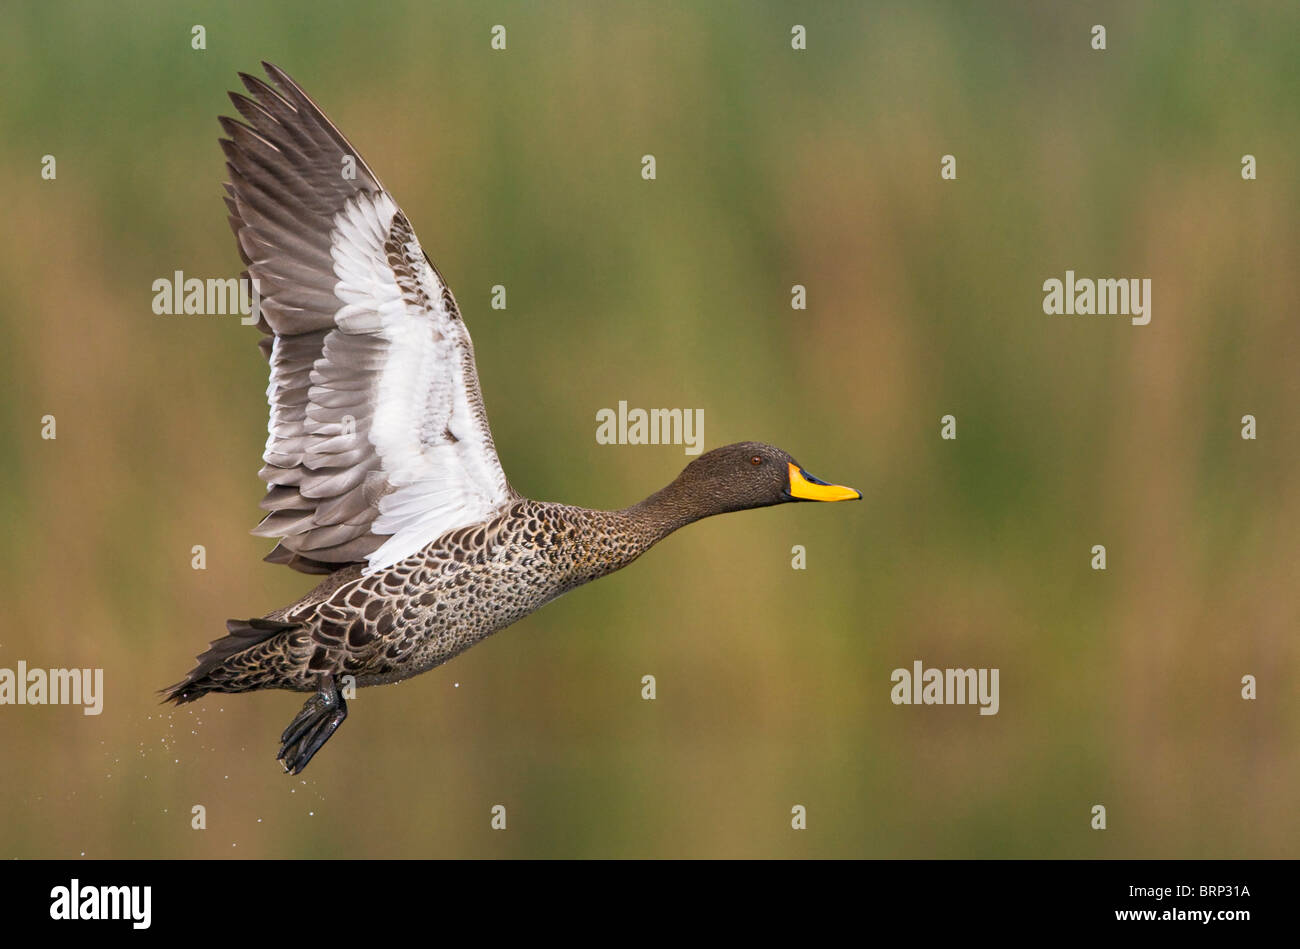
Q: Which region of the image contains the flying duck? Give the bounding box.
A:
[164,63,860,774]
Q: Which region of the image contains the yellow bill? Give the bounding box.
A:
[787,463,861,502]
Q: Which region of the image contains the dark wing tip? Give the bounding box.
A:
[261,61,298,92]
[216,113,247,139]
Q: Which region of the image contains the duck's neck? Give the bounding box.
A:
[622,474,715,544]
[553,477,724,587]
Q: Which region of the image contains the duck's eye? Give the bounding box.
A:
[750,455,762,466]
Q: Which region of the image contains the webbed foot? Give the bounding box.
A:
[277,674,347,775]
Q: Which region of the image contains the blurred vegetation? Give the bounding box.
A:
[0,0,1296,857]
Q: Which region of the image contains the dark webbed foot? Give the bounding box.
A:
[277,674,347,775]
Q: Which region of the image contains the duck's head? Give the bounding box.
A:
[663,441,860,517]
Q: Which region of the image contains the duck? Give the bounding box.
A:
[164,63,860,774]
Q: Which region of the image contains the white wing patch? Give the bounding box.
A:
[222,64,514,575]
[327,193,511,573]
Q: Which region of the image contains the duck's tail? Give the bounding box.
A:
[162,617,299,704]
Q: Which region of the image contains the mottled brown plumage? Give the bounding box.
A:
[163,65,859,774]
[169,444,852,696]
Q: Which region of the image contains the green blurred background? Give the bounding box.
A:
[1,0,1296,858]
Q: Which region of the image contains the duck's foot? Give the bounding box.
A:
[277,674,347,775]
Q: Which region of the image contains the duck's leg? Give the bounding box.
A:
[277,673,347,775]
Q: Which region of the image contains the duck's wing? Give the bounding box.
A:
[221,62,513,576]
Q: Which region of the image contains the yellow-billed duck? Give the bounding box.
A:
[164,63,860,774]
